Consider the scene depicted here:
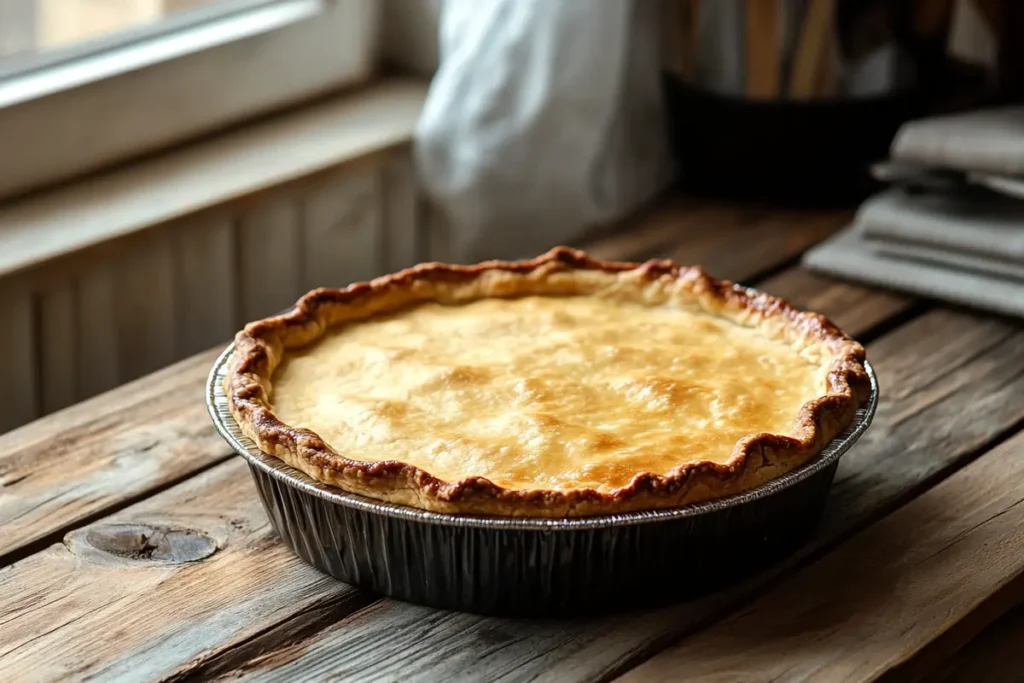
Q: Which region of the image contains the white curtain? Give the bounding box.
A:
[414,0,674,262]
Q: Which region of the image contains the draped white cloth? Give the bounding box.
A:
[414,0,674,262]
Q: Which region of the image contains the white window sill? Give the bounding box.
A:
[0,77,428,280]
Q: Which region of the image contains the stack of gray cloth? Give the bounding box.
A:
[803,107,1024,319]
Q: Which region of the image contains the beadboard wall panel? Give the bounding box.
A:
[299,166,384,292]
[238,195,304,325]
[0,279,37,433]
[38,282,77,414]
[382,157,420,272]
[172,214,238,358]
[114,230,179,383]
[0,149,426,435]
[75,266,119,399]
[423,201,457,263]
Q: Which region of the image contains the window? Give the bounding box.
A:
[0,0,378,200]
[0,0,257,79]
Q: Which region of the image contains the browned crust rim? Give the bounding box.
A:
[226,246,870,518]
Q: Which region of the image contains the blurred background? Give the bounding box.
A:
[0,0,1020,434]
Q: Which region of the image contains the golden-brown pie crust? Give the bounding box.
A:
[226,247,870,517]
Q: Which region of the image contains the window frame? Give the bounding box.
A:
[0,0,379,201]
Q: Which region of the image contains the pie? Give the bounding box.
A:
[226,247,870,517]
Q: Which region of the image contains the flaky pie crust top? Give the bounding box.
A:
[225,247,870,517]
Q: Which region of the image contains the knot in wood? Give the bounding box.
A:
[69,523,218,564]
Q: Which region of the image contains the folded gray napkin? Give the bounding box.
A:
[802,187,1024,319]
[891,106,1024,177]
[858,186,1024,268]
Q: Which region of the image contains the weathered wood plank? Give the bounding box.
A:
[666,208,846,283]
[577,197,704,262]
[0,459,372,683]
[173,215,238,357]
[579,201,848,276]
[38,282,78,414]
[0,349,229,564]
[197,309,1024,683]
[759,268,917,340]
[929,605,1024,683]
[0,280,37,433]
[579,207,911,343]
[621,430,1024,683]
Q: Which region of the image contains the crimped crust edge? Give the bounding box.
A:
[225,246,870,518]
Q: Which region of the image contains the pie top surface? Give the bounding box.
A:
[226,247,870,517]
[271,295,825,493]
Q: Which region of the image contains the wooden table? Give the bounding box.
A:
[3,198,1024,682]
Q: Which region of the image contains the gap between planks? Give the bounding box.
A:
[926,592,1024,682]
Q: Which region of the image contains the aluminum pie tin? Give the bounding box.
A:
[207,344,878,616]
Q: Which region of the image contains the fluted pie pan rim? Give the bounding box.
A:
[222,247,871,518]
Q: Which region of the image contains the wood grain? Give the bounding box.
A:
[621,430,1024,682]
[579,199,848,281]
[0,460,374,683]
[200,309,1024,683]
[575,195,713,261]
[758,268,915,340]
[670,208,845,283]
[0,349,229,564]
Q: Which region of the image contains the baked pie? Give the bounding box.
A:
[226,247,869,517]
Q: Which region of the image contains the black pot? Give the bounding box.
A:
[663,76,927,205]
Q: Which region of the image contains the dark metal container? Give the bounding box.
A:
[207,345,877,616]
